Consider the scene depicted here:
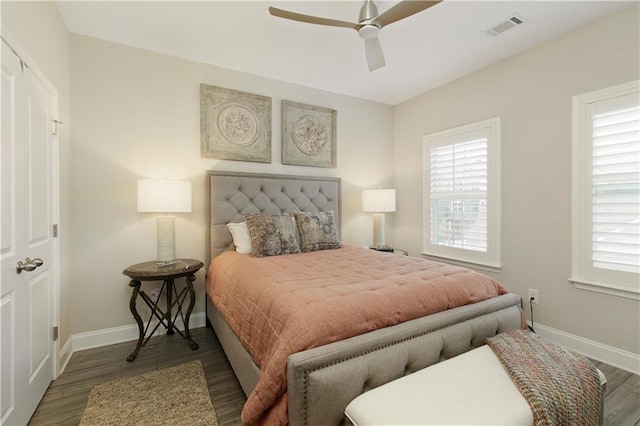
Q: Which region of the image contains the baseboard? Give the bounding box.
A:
[58,336,74,377]
[71,312,207,353]
[529,321,640,375]
[62,314,638,376]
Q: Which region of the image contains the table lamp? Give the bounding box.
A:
[137,179,192,266]
[362,188,396,251]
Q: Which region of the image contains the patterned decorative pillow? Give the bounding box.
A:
[245,214,301,257]
[294,211,341,252]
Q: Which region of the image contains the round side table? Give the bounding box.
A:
[123,258,203,361]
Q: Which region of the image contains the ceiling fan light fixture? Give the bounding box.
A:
[358,24,380,39]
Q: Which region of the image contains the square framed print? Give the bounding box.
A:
[281,100,336,168]
[200,84,271,163]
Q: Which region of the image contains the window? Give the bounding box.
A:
[423,117,501,268]
[572,80,640,299]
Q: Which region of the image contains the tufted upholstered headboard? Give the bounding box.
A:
[206,170,341,263]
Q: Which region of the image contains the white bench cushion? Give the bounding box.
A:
[344,345,605,426]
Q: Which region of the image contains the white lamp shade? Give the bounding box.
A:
[137,179,192,213]
[362,189,396,213]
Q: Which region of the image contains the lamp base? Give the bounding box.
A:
[372,213,387,247]
[157,216,176,263]
[153,260,177,268]
[370,245,394,253]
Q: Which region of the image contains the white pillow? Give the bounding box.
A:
[226,221,252,254]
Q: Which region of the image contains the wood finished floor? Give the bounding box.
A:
[28,327,245,426]
[28,326,640,426]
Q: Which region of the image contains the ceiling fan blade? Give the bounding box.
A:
[376,0,442,28]
[365,37,385,71]
[269,6,359,30]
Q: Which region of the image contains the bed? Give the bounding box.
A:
[204,170,523,426]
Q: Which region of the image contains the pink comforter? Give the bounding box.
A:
[206,245,508,425]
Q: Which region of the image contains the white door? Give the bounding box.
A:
[1,40,57,426]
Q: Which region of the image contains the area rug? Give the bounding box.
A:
[79,360,218,425]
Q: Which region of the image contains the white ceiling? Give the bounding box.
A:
[55,1,634,105]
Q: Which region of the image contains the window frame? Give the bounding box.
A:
[422,117,502,268]
[571,80,640,300]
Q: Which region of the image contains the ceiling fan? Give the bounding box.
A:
[269,0,442,72]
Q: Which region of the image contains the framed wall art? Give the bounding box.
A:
[200,84,271,163]
[281,100,336,168]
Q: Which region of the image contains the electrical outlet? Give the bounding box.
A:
[528,288,539,304]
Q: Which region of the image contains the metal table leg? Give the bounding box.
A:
[127,280,144,362]
[165,279,174,335]
[184,273,199,350]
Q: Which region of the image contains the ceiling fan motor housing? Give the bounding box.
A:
[359,0,379,22]
[358,0,381,39]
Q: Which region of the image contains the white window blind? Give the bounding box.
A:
[591,102,640,273]
[423,117,501,267]
[430,139,488,252]
[572,80,640,299]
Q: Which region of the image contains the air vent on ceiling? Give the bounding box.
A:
[485,14,527,37]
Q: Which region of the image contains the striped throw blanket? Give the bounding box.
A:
[487,330,603,426]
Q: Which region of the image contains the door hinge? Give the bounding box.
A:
[53,224,58,238]
[53,326,59,341]
[52,119,62,135]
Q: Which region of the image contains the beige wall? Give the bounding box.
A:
[69,34,394,334]
[4,1,638,364]
[393,5,640,355]
[2,1,72,345]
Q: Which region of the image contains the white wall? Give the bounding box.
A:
[393,5,639,357]
[1,1,72,345]
[69,34,394,334]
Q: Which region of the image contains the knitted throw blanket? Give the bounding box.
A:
[487,330,603,426]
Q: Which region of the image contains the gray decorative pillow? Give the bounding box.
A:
[245,214,301,257]
[294,211,341,252]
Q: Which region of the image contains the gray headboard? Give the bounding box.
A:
[206,170,341,262]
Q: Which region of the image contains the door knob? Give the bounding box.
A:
[16,257,44,274]
[16,260,36,274]
[29,257,44,267]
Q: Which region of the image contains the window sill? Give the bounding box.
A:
[421,252,502,274]
[569,278,640,301]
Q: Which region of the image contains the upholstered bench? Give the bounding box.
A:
[345,333,606,426]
